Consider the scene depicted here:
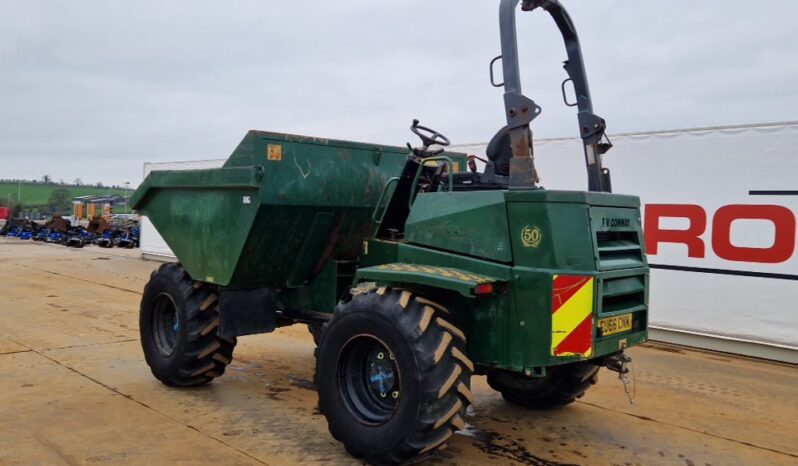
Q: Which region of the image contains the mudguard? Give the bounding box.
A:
[355,262,503,298]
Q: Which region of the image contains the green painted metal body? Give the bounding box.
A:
[133,131,649,375]
[131,130,467,289]
[356,189,649,373]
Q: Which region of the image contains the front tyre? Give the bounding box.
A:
[140,263,236,387]
[316,288,474,465]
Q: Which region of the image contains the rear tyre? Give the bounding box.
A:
[487,361,599,409]
[140,263,236,387]
[307,322,323,345]
[316,288,473,465]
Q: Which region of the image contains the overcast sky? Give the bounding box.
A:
[1,0,796,187]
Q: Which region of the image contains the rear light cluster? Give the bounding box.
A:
[473,283,494,296]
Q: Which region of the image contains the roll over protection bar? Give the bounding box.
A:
[498,0,612,192]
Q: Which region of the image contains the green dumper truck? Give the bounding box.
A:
[131,1,649,464]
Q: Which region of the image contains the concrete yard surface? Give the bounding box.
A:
[1,238,796,466]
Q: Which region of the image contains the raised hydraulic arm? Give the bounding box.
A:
[498,0,612,192]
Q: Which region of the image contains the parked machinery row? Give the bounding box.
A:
[0,216,140,249]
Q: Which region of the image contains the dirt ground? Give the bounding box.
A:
[1,239,796,466]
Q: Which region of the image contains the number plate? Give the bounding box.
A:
[597,314,633,337]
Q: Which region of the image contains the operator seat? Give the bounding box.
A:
[485,126,512,176]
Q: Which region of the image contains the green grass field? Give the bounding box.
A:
[0,182,131,207]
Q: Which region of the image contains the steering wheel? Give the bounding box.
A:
[411,119,451,148]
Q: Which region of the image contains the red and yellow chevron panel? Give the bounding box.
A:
[551,275,594,357]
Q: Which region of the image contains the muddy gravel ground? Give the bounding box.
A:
[1,238,796,466]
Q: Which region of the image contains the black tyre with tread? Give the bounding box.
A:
[140,262,236,387]
[307,322,323,345]
[315,288,473,465]
[487,361,599,409]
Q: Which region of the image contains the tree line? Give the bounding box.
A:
[0,176,128,190]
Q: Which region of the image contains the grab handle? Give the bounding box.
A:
[372,177,400,224]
